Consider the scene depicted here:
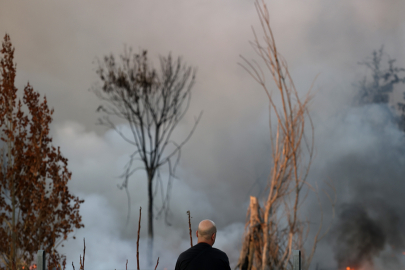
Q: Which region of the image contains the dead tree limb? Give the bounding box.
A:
[236,1,335,270]
[187,210,193,247]
[154,257,159,270]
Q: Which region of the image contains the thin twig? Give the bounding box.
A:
[187,210,193,246]
[154,257,159,270]
[83,238,85,270]
[137,207,142,270]
[77,238,86,270]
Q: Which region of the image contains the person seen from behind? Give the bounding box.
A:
[175,219,231,270]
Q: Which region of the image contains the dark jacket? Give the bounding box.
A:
[175,242,231,270]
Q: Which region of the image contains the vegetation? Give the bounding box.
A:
[236,1,334,269]
[92,48,202,266]
[0,34,84,270]
[355,46,405,131]
[28,207,160,270]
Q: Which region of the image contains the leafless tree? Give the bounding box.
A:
[236,1,335,270]
[92,48,201,266]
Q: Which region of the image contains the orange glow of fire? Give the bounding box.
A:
[21,262,36,270]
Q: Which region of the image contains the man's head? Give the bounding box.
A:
[196,219,217,246]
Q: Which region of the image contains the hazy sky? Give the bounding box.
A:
[2,1,405,269]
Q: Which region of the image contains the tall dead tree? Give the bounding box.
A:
[92,48,201,266]
[236,1,334,270]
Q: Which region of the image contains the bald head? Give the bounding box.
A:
[196,219,217,246]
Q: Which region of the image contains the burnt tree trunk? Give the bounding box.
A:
[237,196,264,270]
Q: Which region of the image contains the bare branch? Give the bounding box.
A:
[236,1,333,270]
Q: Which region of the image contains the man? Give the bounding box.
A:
[175,219,231,270]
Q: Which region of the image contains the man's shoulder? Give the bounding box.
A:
[211,247,227,255]
[177,243,209,260]
[208,247,229,260]
[175,244,210,270]
[183,243,208,252]
[175,244,231,270]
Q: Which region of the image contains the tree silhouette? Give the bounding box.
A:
[92,48,201,266]
[356,47,405,106]
[355,47,405,131]
[0,34,84,270]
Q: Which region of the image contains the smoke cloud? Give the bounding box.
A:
[332,204,386,269]
[304,103,405,270]
[1,0,405,270]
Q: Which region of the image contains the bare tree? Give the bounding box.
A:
[354,47,405,131]
[92,48,201,266]
[356,46,405,106]
[236,1,334,270]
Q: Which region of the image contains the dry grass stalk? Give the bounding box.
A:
[236,0,335,269]
[187,211,193,247]
[79,239,85,270]
[137,207,141,270]
[154,257,159,270]
[61,207,160,270]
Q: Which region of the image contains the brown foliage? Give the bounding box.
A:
[0,34,84,270]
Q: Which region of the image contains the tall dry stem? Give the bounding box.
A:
[137,207,141,270]
[187,211,193,247]
[236,1,334,270]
